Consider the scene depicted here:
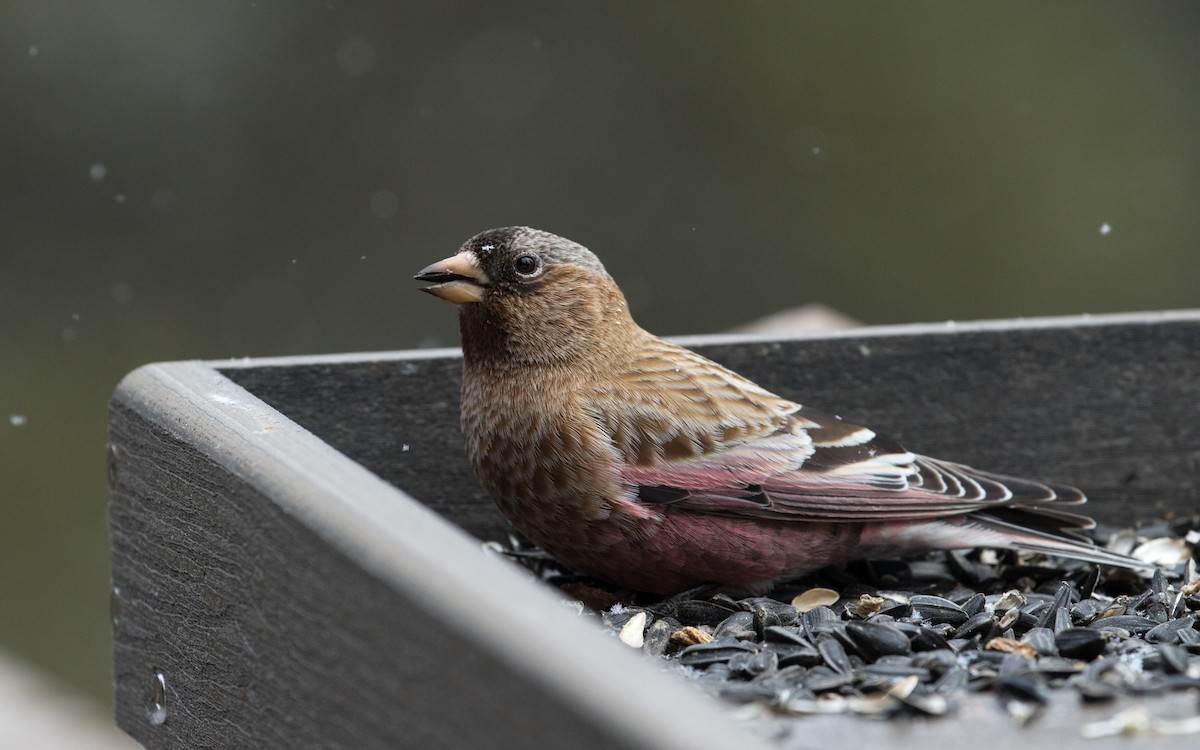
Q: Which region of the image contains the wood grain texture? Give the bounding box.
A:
[111,311,1200,749]
[110,362,766,750]
[222,311,1200,528]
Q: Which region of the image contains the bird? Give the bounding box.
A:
[415,226,1147,595]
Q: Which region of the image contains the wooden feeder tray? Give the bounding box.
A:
[109,311,1200,749]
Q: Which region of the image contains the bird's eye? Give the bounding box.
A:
[513,254,540,276]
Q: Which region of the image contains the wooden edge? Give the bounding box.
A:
[111,361,772,750]
[208,308,1200,370]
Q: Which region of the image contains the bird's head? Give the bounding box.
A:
[414,226,608,304]
[415,227,635,367]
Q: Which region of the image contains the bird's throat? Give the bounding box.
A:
[458,300,604,370]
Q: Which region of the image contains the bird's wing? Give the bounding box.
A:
[586,337,1083,524]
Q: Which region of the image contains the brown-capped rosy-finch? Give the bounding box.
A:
[416,227,1145,595]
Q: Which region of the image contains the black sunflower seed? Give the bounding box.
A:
[817,636,852,675]
[860,662,932,681]
[1022,627,1058,656]
[1053,606,1073,633]
[565,519,1199,724]
[932,666,968,694]
[1070,598,1105,624]
[762,625,810,647]
[845,620,911,660]
[803,665,855,692]
[1034,656,1086,675]
[961,592,987,617]
[911,649,958,674]
[800,606,839,639]
[1091,615,1158,635]
[768,642,823,668]
[910,594,969,626]
[952,611,998,641]
[678,637,758,667]
[752,603,797,635]
[1055,628,1106,660]
[729,648,778,677]
[671,599,737,626]
[1035,583,1076,629]
[714,610,757,640]
[1145,614,1197,644]
[643,617,676,657]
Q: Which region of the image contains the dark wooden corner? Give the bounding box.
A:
[110,310,1200,749]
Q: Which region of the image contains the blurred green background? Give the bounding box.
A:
[2,1,1199,711]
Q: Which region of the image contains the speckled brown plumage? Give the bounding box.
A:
[416,227,1148,594]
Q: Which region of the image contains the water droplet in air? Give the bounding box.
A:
[9,414,27,427]
[148,672,168,725]
[1099,223,1112,236]
[90,163,107,181]
[369,189,399,219]
[336,38,375,77]
[28,45,39,57]
[402,444,410,452]
[111,281,134,304]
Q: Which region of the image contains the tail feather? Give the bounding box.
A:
[967,512,1154,571]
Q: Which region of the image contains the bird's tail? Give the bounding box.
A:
[961,510,1156,572]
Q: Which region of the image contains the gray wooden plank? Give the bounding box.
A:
[220,310,1200,528]
[110,361,769,750]
[113,311,1200,750]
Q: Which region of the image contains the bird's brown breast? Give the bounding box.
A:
[460,364,650,556]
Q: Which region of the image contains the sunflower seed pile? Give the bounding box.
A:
[490,518,1200,722]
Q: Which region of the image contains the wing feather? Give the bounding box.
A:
[587,337,1083,526]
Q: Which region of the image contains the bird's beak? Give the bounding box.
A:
[414,251,488,304]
